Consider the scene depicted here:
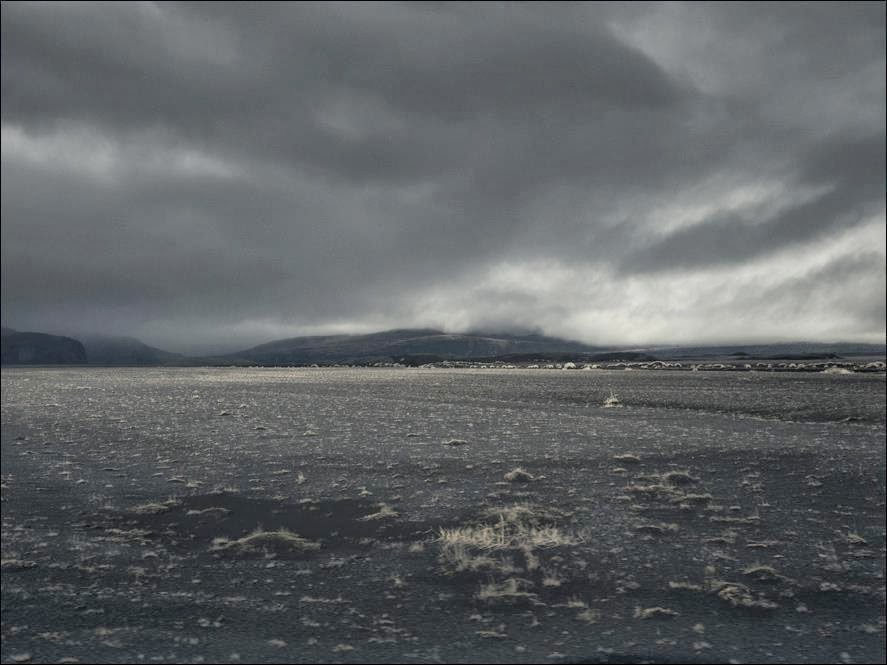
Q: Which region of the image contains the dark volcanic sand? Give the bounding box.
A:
[2,367,885,664]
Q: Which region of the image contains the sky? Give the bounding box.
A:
[2,1,885,354]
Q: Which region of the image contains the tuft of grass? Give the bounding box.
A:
[668,580,703,591]
[211,528,320,553]
[705,534,736,545]
[359,503,399,521]
[709,580,779,611]
[438,545,519,575]
[128,498,181,515]
[186,507,230,517]
[709,514,760,525]
[602,391,622,408]
[503,468,535,483]
[634,522,679,536]
[742,564,786,583]
[1,558,38,571]
[634,606,679,619]
[746,540,781,549]
[662,470,699,486]
[541,573,562,587]
[476,577,537,602]
[437,504,578,577]
[847,532,868,546]
[671,493,712,505]
[576,608,601,623]
[437,521,576,551]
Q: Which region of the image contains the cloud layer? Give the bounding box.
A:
[2,1,884,353]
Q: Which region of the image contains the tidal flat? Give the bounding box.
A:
[2,367,885,663]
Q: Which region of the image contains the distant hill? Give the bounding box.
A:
[215,329,604,365]
[641,342,886,360]
[1,331,87,364]
[80,335,184,365]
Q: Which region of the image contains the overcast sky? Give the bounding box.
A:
[2,1,885,353]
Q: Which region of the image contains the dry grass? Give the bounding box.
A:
[634,522,679,536]
[437,504,579,578]
[710,514,760,525]
[503,467,535,483]
[1,558,38,571]
[576,608,601,623]
[476,577,537,602]
[847,532,868,546]
[438,521,576,551]
[439,545,519,574]
[662,470,699,486]
[634,606,679,619]
[359,503,399,521]
[709,580,779,611]
[211,528,320,553]
[742,564,786,583]
[672,493,712,505]
[602,392,622,408]
[186,507,230,517]
[128,498,181,515]
[705,530,738,545]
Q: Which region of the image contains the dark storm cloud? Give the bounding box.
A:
[1,1,884,351]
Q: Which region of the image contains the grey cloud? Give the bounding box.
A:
[622,133,886,273]
[1,2,884,350]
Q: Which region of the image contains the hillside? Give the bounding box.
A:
[217,329,603,365]
[1,331,87,365]
[80,335,184,365]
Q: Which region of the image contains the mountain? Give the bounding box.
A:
[80,335,184,365]
[642,342,886,360]
[216,328,604,365]
[1,330,87,364]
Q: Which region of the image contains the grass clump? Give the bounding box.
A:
[742,564,787,583]
[437,504,578,576]
[634,606,679,619]
[476,577,537,602]
[439,545,519,575]
[602,391,622,408]
[503,467,535,483]
[1,558,38,571]
[709,580,779,611]
[847,532,868,546]
[358,503,399,521]
[211,528,320,554]
[186,507,230,517]
[662,470,699,486]
[129,498,181,515]
[634,522,679,536]
[576,608,601,623]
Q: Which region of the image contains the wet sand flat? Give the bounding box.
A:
[2,367,885,663]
